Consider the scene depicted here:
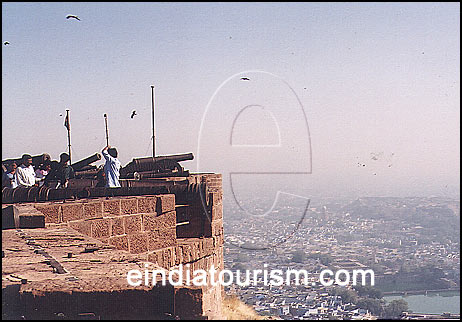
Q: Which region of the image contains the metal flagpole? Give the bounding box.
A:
[65,109,71,163]
[151,85,156,158]
[104,113,109,147]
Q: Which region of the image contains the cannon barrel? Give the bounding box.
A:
[3,154,51,168]
[129,153,194,165]
[74,169,99,178]
[125,170,190,180]
[121,153,193,174]
[74,165,97,172]
[71,153,101,171]
[153,153,194,163]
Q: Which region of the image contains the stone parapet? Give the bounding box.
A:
[2,173,224,320]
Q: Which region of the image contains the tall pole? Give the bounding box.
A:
[104,113,109,147]
[66,109,71,163]
[151,85,156,157]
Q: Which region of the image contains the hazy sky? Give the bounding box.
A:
[2,2,460,199]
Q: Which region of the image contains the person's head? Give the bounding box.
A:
[42,153,51,163]
[50,160,60,170]
[40,161,51,171]
[59,153,70,164]
[21,154,33,167]
[108,147,118,158]
[9,162,17,173]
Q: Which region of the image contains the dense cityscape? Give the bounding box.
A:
[222,195,460,320]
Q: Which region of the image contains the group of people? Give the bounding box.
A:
[2,146,121,189]
[2,153,75,189]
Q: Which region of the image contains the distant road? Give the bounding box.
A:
[383,288,460,296]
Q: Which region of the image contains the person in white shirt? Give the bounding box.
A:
[102,146,121,188]
[14,154,37,188]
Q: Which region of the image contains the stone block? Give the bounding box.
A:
[120,198,138,215]
[213,234,224,248]
[62,203,84,222]
[99,237,109,244]
[180,244,192,263]
[147,228,176,251]
[212,219,223,236]
[202,238,215,257]
[124,214,142,235]
[69,220,92,236]
[103,199,121,216]
[34,203,61,224]
[109,235,129,251]
[143,211,176,232]
[82,202,103,220]
[209,192,222,207]
[2,205,18,229]
[214,246,224,270]
[190,241,201,261]
[157,194,175,214]
[91,218,111,238]
[19,214,45,228]
[138,196,157,214]
[111,217,125,236]
[128,232,148,254]
[204,174,222,191]
[211,205,223,220]
[174,245,183,265]
[147,250,161,266]
[163,247,176,269]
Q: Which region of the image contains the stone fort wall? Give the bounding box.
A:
[2,173,224,320]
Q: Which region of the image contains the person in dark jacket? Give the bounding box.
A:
[45,153,75,188]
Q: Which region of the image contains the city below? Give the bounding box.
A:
[222,195,460,320]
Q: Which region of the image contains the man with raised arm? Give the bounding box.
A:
[102,145,121,188]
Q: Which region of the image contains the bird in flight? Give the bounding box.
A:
[66,15,81,21]
[130,110,137,119]
[4,41,10,46]
[240,77,250,81]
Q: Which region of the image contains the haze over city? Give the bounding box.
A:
[2,2,460,199]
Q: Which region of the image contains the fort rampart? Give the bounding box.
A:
[2,173,224,320]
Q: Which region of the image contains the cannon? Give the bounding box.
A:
[120,153,193,178]
[74,168,99,178]
[131,170,190,180]
[71,153,101,171]
[74,165,97,172]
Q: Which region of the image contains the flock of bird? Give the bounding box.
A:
[357,152,395,176]
[5,14,141,120]
[4,14,300,121]
[4,14,80,47]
